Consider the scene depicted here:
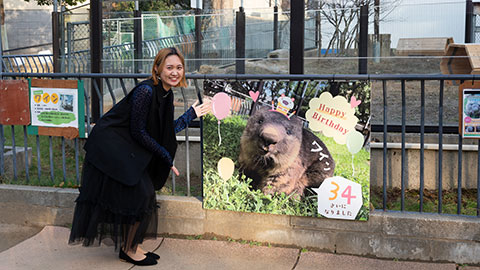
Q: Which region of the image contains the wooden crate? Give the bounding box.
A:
[440,43,480,75]
[396,37,453,56]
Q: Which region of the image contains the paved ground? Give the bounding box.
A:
[0,225,478,270]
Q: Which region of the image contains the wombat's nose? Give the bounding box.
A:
[260,126,280,146]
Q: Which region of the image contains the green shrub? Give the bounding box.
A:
[202,114,370,220]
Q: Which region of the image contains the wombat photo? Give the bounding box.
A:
[465,96,480,119]
[238,106,335,196]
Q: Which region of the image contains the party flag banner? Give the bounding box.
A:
[202,80,370,221]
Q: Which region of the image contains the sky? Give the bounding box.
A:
[380,0,466,47]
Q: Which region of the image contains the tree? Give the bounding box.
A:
[318,0,401,56]
[279,0,401,56]
[110,0,190,12]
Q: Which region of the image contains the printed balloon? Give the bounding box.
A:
[212,92,231,121]
[217,157,235,180]
[346,130,364,155]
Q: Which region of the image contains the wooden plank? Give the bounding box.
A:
[440,44,470,75]
[0,80,31,125]
[397,37,453,56]
[31,79,77,89]
[465,44,480,70]
[37,126,79,139]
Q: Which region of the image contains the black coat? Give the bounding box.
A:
[84,79,177,190]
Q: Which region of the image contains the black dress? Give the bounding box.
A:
[69,81,197,251]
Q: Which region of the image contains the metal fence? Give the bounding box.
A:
[0,72,479,217]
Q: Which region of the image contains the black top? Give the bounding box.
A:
[84,79,197,190]
[129,84,196,167]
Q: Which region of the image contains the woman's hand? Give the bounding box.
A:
[171,166,179,176]
[192,100,212,118]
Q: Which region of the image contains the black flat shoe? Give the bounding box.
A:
[119,249,158,266]
[145,252,160,260]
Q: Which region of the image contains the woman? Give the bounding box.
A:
[69,47,211,266]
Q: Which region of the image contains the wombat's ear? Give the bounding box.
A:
[251,105,269,116]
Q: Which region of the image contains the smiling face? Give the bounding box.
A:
[157,54,184,90]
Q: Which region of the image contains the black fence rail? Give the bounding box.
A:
[0,72,478,218]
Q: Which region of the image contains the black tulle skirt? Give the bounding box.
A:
[68,160,158,252]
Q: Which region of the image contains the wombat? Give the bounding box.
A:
[238,106,335,196]
[465,97,480,119]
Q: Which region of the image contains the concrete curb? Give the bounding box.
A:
[0,184,479,264]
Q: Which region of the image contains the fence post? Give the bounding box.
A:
[290,0,304,74]
[134,4,143,73]
[466,0,473,43]
[358,4,368,74]
[195,8,202,71]
[273,4,279,50]
[52,11,61,73]
[90,0,103,122]
[236,6,246,74]
[373,0,380,63]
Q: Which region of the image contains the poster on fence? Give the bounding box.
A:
[27,79,85,139]
[202,80,370,221]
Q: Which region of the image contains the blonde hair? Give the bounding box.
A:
[151,47,187,88]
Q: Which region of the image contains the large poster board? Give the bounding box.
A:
[202,81,370,221]
[0,80,30,125]
[27,79,85,139]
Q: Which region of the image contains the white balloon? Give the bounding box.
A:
[346,130,364,155]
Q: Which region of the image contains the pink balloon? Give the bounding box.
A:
[212,92,231,121]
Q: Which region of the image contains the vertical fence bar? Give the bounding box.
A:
[119,78,128,96]
[478,143,480,216]
[11,125,17,181]
[466,0,474,43]
[92,79,104,117]
[62,137,66,182]
[181,87,191,197]
[382,80,387,210]
[23,126,30,183]
[49,136,54,183]
[36,135,41,180]
[0,124,4,176]
[273,4,279,50]
[420,80,425,212]
[90,0,103,122]
[438,80,444,214]
[75,138,80,185]
[172,159,176,195]
[194,79,204,198]
[458,134,463,215]
[401,80,406,211]
[105,78,116,106]
[358,5,368,74]
[236,6,246,74]
[195,9,202,71]
[296,81,309,115]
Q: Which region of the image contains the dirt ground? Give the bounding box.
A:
[201,54,460,128]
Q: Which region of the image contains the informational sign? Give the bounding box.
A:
[461,88,480,138]
[27,79,85,139]
[202,80,370,221]
[312,176,363,220]
[30,87,78,128]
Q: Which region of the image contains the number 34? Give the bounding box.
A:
[328,181,357,205]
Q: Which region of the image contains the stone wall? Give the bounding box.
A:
[0,184,479,264]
